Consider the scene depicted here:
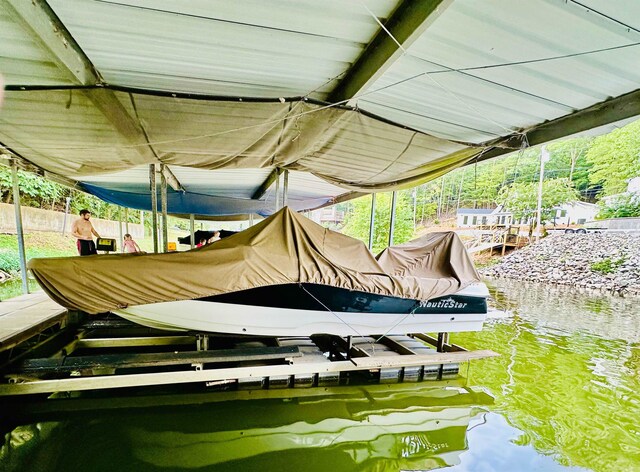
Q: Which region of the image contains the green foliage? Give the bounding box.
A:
[586,120,640,196]
[0,251,20,273]
[497,178,579,222]
[342,192,414,254]
[590,257,625,275]
[597,193,640,218]
[0,165,143,224]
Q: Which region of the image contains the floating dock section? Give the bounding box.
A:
[0,292,498,397]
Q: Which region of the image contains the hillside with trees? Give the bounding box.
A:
[341,119,640,247]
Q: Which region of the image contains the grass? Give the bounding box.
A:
[0,233,77,274]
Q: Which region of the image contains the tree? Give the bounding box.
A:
[597,193,640,218]
[497,178,580,224]
[586,119,640,196]
[342,192,414,254]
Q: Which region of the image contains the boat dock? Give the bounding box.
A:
[0,292,498,397]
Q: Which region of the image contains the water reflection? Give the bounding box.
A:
[0,383,491,471]
[454,278,640,472]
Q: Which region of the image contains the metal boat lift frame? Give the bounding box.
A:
[0,306,497,397]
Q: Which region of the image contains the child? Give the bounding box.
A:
[122,233,142,253]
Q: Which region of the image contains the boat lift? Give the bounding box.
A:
[0,297,497,397]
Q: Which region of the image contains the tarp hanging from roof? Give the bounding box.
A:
[28,207,480,314]
[1,89,475,192]
[80,182,332,217]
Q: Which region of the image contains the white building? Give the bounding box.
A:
[457,202,598,228]
[456,208,512,227]
[551,202,599,225]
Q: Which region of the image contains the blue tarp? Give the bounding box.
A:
[80,183,333,217]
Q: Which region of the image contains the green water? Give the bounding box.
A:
[1,278,639,471]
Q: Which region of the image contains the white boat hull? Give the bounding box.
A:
[114,284,489,336]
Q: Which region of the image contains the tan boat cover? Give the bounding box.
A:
[28,207,480,314]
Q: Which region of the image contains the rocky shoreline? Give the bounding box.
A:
[479,233,640,296]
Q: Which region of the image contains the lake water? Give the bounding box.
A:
[1,278,639,471]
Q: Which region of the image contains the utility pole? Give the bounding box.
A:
[535,146,550,243]
[437,176,445,219]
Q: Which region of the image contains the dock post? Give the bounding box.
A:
[11,159,29,294]
[275,168,281,211]
[118,206,124,252]
[388,191,397,247]
[61,196,71,236]
[283,169,289,208]
[436,332,449,352]
[149,164,158,253]
[189,214,195,249]
[160,164,168,252]
[368,193,376,250]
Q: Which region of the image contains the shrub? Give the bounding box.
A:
[590,257,625,274]
[0,251,20,274]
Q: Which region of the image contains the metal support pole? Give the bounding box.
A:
[282,169,289,208]
[61,196,71,235]
[149,164,158,253]
[160,165,168,252]
[436,332,450,353]
[535,146,549,243]
[11,159,29,294]
[118,207,124,252]
[388,191,397,247]
[368,193,376,250]
[437,177,445,218]
[189,214,195,249]
[274,169,281,211]
[124,207,129,234]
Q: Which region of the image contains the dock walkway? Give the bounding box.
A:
[0,291,67,353]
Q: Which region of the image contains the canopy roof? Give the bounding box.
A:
[1,0,639,216]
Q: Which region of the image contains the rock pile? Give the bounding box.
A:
[480,233,640,295]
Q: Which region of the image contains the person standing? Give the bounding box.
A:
[71,209,101,255]
[122,233,142,253]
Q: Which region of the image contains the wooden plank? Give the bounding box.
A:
[18,345,302,373]
[351,350,499,368]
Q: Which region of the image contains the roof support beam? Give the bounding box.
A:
[328,0,451,104]
[252,168,282,200]
[4,0,185,192]
[476,87,640,163]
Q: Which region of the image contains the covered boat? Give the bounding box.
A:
[28,207,487,336]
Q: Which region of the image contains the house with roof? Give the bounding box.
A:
[457,202,598,228]
[456,208,512,228]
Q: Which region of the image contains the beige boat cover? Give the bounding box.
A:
[28,207,480,314]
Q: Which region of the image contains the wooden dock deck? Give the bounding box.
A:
[0,291,67,353]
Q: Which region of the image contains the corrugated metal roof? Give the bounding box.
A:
[1,0,639,216]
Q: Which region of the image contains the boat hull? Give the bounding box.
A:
[114,283,488,336]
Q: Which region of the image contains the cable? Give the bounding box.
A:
[357,0,406,53]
